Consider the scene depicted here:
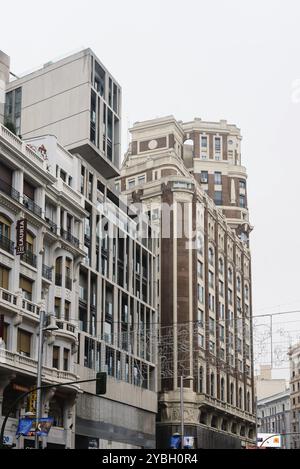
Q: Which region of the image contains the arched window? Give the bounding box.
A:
[65,257,72,290]
[246,391,251,412]
[218,257,224,275]
[239,387,243,409]
[208,247,214,266]
[210,373,215,397]
[220,377,225,401]
[230,382,234,405]
[228,267,233,283]
[237,276,241,292]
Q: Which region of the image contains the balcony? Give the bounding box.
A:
[22,194,42,218]
[55,319,77,336]
[0,348,79,385]
[0,178,21,203]
[22,298,40,316]
[0,287,41,319]
[198,394,256,423]
[21,250,37,268]
[42,264,52,281]
[60,229,79,248]
[45,217,58,234]
[0,287,18,306]
[0,234,15,255]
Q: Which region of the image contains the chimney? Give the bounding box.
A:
[0,51,10,125]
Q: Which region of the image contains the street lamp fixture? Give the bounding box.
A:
[180,375,194,449]
[35,311,58,449]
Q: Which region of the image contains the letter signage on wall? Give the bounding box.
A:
[16,218,27,255]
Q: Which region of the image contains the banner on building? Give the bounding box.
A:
[16,417,54,436]
[16,218,27,255]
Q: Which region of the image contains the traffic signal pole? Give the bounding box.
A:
[0,374,107,449]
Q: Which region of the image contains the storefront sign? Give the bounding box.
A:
[16,218,27,255]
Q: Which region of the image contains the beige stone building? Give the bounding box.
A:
[288,343,300,448]
[117,115,255,448]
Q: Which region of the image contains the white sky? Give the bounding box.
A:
[2,0,300,377]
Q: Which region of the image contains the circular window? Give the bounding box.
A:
[148,139,158,150]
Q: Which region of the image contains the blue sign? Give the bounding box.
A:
[16,417,54,436]
[170,434,181,449]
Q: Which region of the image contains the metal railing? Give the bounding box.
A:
[42,264,52,281]
[60,228,79,248]
[0,235,15,254]
[22,194,42,217]
[0,178,20,202]
[21,250,37,268]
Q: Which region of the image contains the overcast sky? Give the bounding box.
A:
[2,0,300,377]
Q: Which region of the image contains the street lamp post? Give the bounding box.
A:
[180,375,194,449]
[34,310,58,450]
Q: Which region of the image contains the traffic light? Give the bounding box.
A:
[96,372,107,395]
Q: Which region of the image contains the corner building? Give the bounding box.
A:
[118,116,255,448]
[1,49,157,449]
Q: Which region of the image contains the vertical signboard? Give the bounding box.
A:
[16,219,27,255]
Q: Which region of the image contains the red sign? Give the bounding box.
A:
[16,218,27,255]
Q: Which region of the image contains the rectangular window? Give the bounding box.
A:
[17,329,31,357]
[228,289,233,305]
[215,137,221,152]
[219,280,224,297]
[63,348,69,371]
[20,276,33,301]
[0,265,9,290]
[53,346,59,369]
[239,180,246,190]
[128,179,135,189]
[214,172,222,185]
[55,297,61,319]
[198,334,204,348]
[200,171,208,183]
[209,341,215,354]
[220,325,225,342]
[201,136,207,148]
[239,195,246,208]
[209,317,215,336]
[197,309,204,327]
[209,293,215,311]
[197,260,203,278]
[214,191,222,206]
[138,175,146,185]
[209,270,214,288]
[64,301,70,321]
[198,284,204,304]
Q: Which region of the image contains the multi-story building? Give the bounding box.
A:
[289,343,300,449]
[257,389,291,449]
[0,123,85,448]
[0,49,158,449]
[118,115,255,448]
[5,48,121,178]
